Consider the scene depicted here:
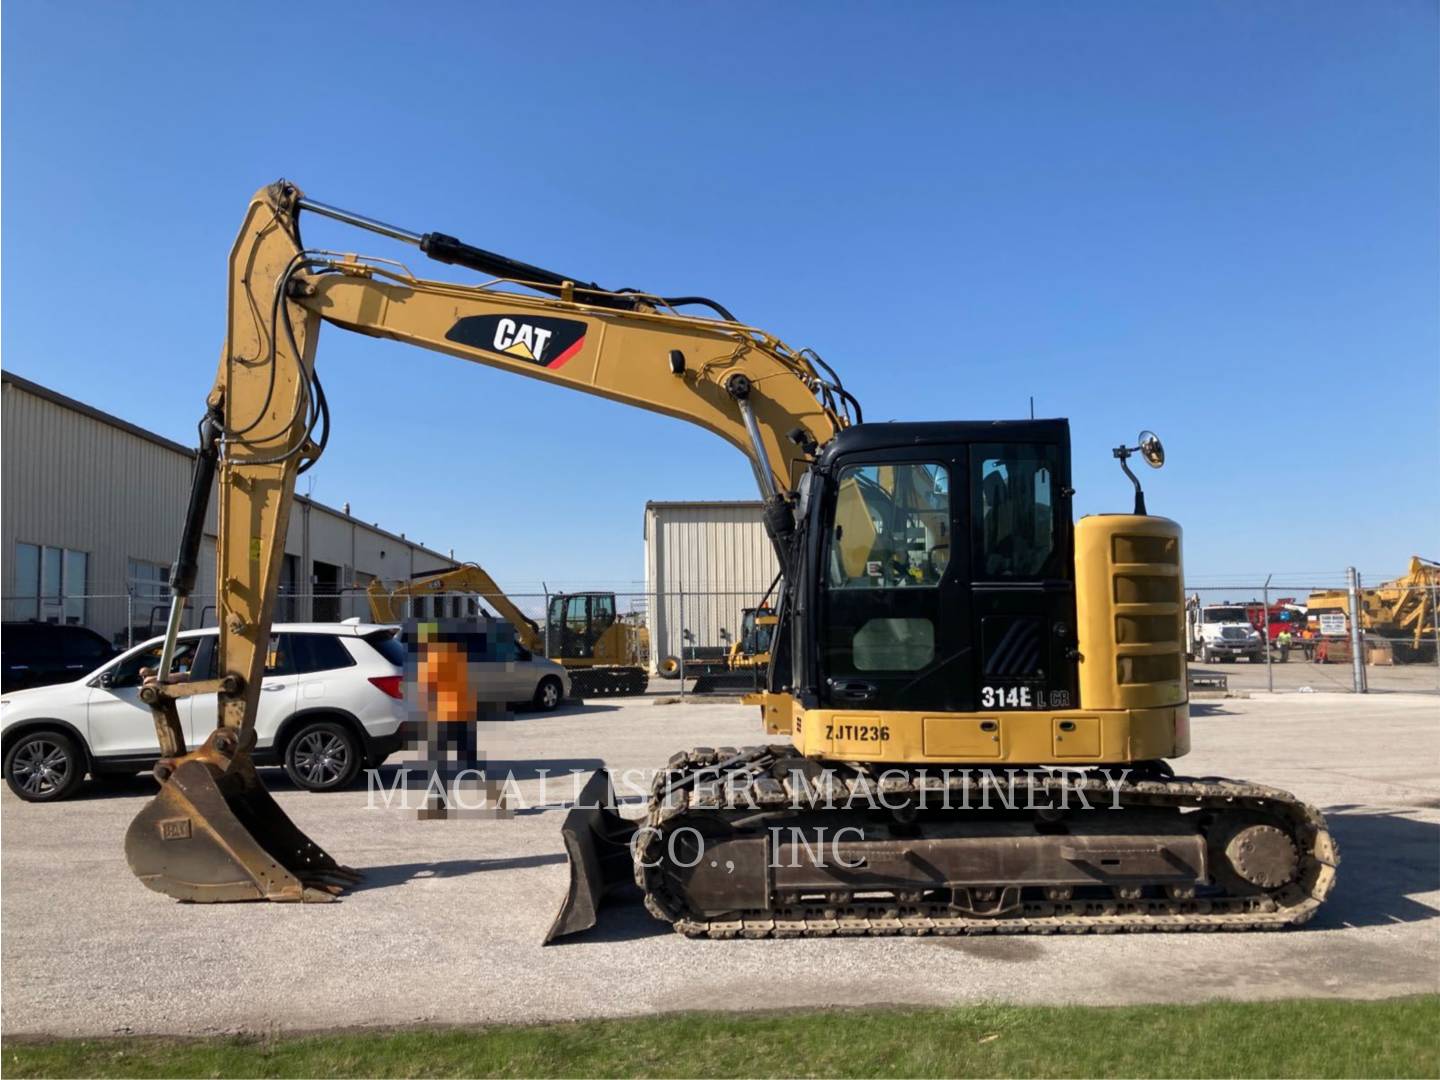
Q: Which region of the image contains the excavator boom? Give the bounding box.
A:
[367,565,543,651]
[125,181,845,907]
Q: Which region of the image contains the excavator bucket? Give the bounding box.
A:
[545,768,638,943]
[125,735,360,903]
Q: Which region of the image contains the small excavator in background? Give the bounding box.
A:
[124,181,1336,940]
[366,564,649,695]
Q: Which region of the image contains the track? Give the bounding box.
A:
[634,746,1339,939]
[568,668,649,698]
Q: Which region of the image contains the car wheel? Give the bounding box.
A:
[658,656,682,680]
[4,730,86,802]
[533,676,564,712]
[283,720,361,792]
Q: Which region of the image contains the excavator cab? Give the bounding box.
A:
[545,592,617,661]
[737,607,775,660]
[785,420,1078,715]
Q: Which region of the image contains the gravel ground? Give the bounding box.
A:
[2,693,1436,1038]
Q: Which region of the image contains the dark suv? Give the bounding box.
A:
[2,623,115,693]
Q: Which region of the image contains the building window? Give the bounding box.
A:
[12,543,40,619]
[127,558,170,628]
[13,543,89,624]
[128,559,170,602]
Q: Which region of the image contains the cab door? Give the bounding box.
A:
[817,452,973,712]
[969,442,1078,712]
[587,593,617,663]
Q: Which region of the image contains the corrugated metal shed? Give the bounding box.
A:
[643,500,779,673]
[2,372,457,644]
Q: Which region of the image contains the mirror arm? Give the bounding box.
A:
[1113,446,1147,515]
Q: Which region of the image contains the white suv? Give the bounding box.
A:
[1,623,410,802]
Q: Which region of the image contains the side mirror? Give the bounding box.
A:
[1138,430,1165,469]
[1113,429,1166,515]
[98,671,116,689]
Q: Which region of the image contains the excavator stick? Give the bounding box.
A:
[124,183,362,905]
[125,728,361,903]
[545,768,638,943]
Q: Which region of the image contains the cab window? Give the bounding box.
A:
[851,617,935,671]
[823,461,951,679]
[827,463,950,589]
[565,595,588,632]
[973,444,1060,579]
[591,594,616,631]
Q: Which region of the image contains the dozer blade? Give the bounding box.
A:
[545,768,638,944]
[125,750,359,903]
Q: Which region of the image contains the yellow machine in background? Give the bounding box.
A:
[686,574,779,692]
[366,564,649,695]
[729,607,776,671]
[125,181,1336,941]
[1305,556,1439,663]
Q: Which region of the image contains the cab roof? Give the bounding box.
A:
[818,419,1071,466]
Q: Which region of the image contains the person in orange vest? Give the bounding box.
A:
[409,618,511,820]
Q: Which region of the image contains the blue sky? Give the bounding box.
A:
[3,1,1435,592]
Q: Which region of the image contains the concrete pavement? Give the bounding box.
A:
[2,693,1436,1037]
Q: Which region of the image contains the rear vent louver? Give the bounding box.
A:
[1109,533,1183,700]
[1113,574,1181,605]
[1112,534,1179,565]
[1117,653,1181,685]
[1115,614,1177,645]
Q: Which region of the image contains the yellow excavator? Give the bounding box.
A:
[125,181,1336,940]
[366,565,649,695]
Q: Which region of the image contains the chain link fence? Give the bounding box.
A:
[1185,569,1440,695]
[7,568,1436,695]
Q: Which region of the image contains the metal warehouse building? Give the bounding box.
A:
[2,371,459,645]
[643,500,779,674]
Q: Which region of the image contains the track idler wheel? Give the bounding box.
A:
[124,728,360,903]
[1223,823,1299,889]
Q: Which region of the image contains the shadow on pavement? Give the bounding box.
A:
[1188,703,1234,717]
[350,853,567,892]
[550,702,625,716]
[1308,807,1440,929]
[71,756,612,801]
[545,884,673,946]
[363,759,610,785]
